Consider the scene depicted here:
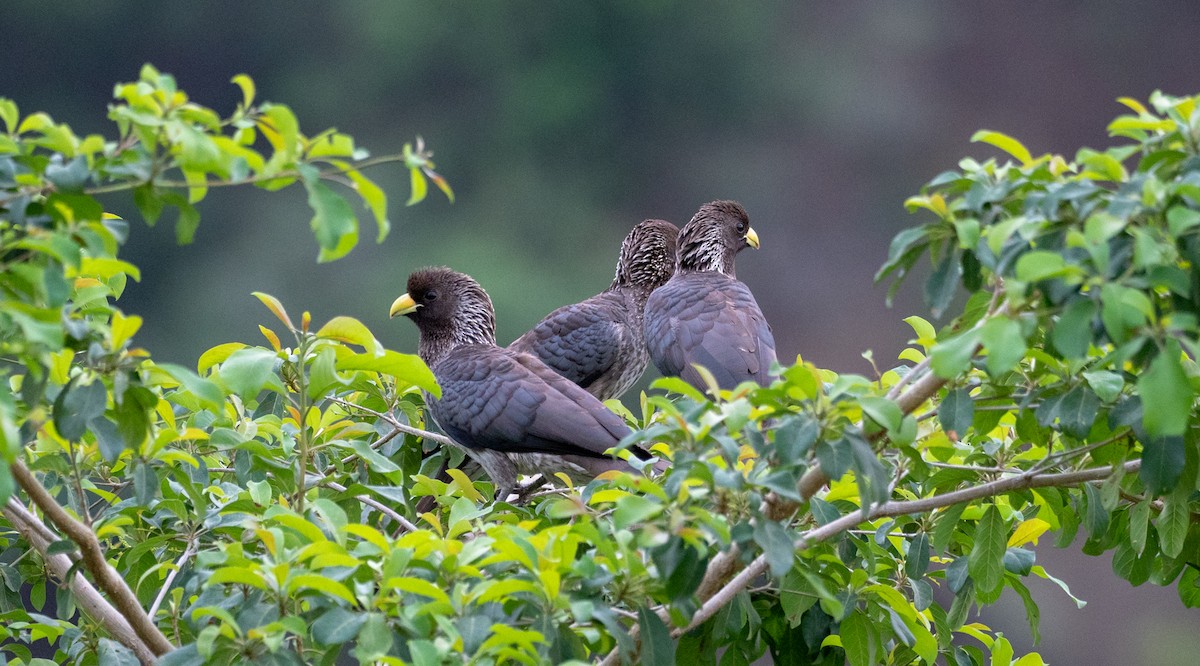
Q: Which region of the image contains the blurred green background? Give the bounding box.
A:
[4,2,1199,663]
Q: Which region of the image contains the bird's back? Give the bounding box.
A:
[429,344,635,459]
[645,271,776,391]
[508,289,647,400]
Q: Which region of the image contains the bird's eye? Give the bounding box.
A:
[425,289,439,302]
[736,221,747,233]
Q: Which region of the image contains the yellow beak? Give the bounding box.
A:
[745,226,760,249]
[389,293,419,318]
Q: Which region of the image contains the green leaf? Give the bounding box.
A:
[54,379,107,441]
[924,248,961,318]
[753,520,796,577]
[1056,384,1100,439]
[971,129,1034,165]
[1139,435,1185,497]
[1082,483,1110,540]
[613,494,663,529]
[158,363,225,412]
[968,505,1007,595]
[905,532,930,579]
[1156,488,1190,558]
[939,388,975,436]
[217,347,279,398]
[979,316,1026,376]
[930,329,981,379]
[407,167,428,206]
[97,637,140,666]
[637,606,675,666]
[353,613,392,662]
[349,440,400,474]
[859,396,902,432]
[839,611,875,666]
[0,463,13,507]
[1167,206,1200,235]
[333,348,440,397]
[309,609,364,648]
[317,316,382,354]
[1083,370,1124,403]
[0,97,17,133]
[304,179,360,263]
[1137,340,1193,438]
[1016,250,1071,283]
[230,74,256,108]
[1032,565,1087,608]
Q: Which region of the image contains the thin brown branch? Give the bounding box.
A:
[11,460,175,656]
[4,498,159,664]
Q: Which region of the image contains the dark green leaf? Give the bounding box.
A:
[905,532,930,579]
[1002,547,1035,575]
[133,462,158,505]
[847,433,889,509]
[938,388,975,437]
[924,248,962,319]
[311,606,367,645]
[1056,384,1100,439]
[97,637,140,666]
[815,438,852,481]
[1140,435,1186,497]
[967,505,1006,595]
[839,611,874,666]
[1082,484,1110,540]
[1008,578,1042,645]
[1137,341,1193,438]
[1156,489,1190,558]
[54,379,107,441]
[638,606,675,666]
[773,413,819,462]
[931,503,967,554]
[754,520,796,577]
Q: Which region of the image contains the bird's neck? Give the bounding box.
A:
[678,251,735,277]
[418,320,495,367]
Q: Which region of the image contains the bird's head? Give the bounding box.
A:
[676,200,759,277]
[390,267,496,362]
[613,218,681,292]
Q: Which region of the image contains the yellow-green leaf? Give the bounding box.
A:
[252,292,294,330]
[198,342,247,374]
[333,347,440,397]
[231,74,256,108]
[317,316,382,355]
[110,311,142,349]
[1007,518,1050,548]
[407,167,427,206]
[288,574,357,605]
[971,129,1033,166]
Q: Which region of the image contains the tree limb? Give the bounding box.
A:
[10,460,175,656]
[3,498,160,665]
[674,458,1142,638]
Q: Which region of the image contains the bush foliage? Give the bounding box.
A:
[0,68,1197,665]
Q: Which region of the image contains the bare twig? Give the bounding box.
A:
[322,480,419,534]
[11,460,175,656]
[147,539,198,620]
[328,397,455,448]
[4,498,159,664]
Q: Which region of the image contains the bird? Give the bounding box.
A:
[389,267,657,501]
[643,200,777,392]
[509,218,680,401]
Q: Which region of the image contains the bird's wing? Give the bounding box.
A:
[508,294,628,390]
[647,274,776,390]
[430,346,630,459]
